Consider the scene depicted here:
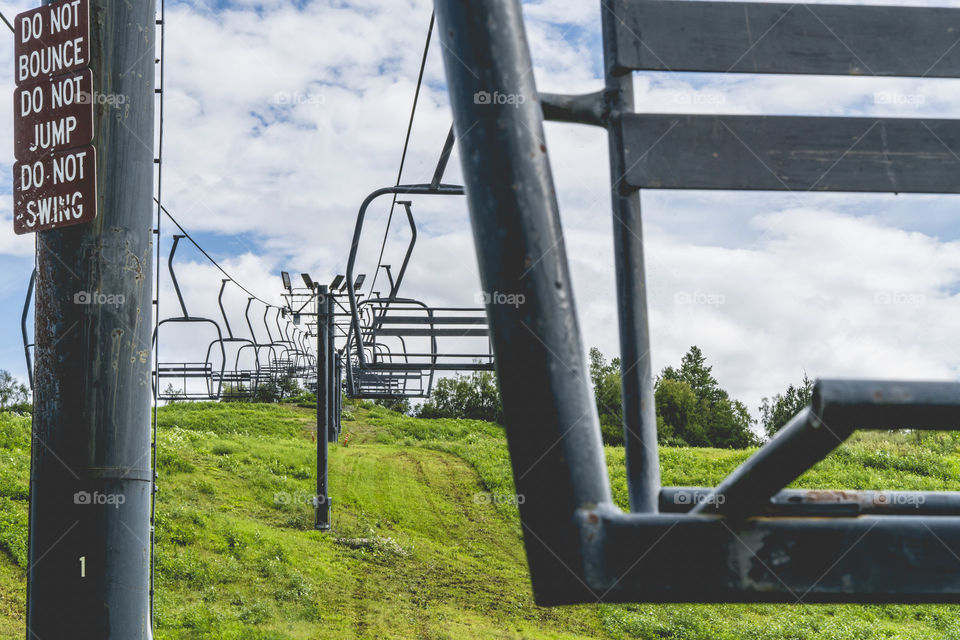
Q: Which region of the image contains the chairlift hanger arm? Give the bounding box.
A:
[218,279,234,339]
[388,201,417,301]
[22,269,35,390]
[168,234,189,318]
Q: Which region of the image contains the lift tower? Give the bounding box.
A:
[24,0,157,636]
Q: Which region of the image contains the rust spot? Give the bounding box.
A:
[587,512,599,524]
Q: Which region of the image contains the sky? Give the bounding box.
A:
[1,0,960,423]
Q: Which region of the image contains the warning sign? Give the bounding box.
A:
[13,0,96,234]
[13,145,97,235]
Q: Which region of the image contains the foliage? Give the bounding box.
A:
[759,374,814,438]
[416,371,503,423]
[250,375,303,404]
[658,346,759,449]
[589,346,758,448]
[654,378,700,446]
[0,372,29,412]
[589,348,624,446]
[162,383,185,403]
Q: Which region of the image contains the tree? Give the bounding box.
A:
[759,374,814,438]
[0,371,30,412]
[589,347,624,446]
[657,346,759,448]
[654,377,701,446]
[416,370,503,423]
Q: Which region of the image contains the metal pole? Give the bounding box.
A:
[434,0,612,604]
[315,285,331,530]
[327,298,337,443]
[601,1,660,513]
[27,0,156,636]
[335,354,342,435]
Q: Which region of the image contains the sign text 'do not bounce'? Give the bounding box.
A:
[14,146,96,235]
[15,0,89,85]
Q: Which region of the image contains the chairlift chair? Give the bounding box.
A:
[432,0,960,604]
[153,235,226,401]
[237,297,280,395]
[205,279,260,400]
[344,184,495,399]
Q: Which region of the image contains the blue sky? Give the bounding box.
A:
[2,0,960,418]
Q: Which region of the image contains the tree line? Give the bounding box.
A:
[404,345,813,448]
[1,342,814,448]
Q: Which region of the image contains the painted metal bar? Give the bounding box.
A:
[315,285,331,530]
[661,487,960,516]
[365,362,495,371]
[692,380,960,516]
[387,201,417,300]
[168,235,189,317]
[540,91,606,127]
[619,114,960,193]
[434,0,614,604]
[612,1,960,78]
[375,316,487,324]
[431,125,456,189]
[583,509,960,602]
[603,1,660,513]
[327,290,337,443]
[371,328,489,337]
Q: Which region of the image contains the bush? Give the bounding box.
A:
[416,371,503,423]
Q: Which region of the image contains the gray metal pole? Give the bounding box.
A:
[601,1,660,513]
[315,286,331,530]
[27,0,156,636]
[433,0,612,604]
[327,298,336,443]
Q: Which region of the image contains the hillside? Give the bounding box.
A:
[0,402,958,638]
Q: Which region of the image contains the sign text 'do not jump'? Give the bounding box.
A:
[14,69,94,161]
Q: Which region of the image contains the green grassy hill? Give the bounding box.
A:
[0,401,959,638]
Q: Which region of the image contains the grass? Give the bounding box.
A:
[0,401,958,638]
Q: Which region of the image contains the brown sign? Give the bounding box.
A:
[15,0,90,86]
[14,69,93,161]
[14,145,97,235]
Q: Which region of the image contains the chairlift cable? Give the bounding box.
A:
[155,200,273,306]
[367,11,434,299]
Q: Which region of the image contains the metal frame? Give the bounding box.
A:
[434,0,960,604]
[343,183,495,399]
[205,279,259,399]
[153,235,226,401]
